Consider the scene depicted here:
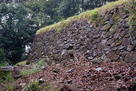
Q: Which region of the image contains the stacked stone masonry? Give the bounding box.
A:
[28,4,136,64]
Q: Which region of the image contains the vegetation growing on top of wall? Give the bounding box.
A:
[15,60,27,66]
[36,0,130,35]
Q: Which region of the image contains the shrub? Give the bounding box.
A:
[0,71,14,83]
[0,48,8,66]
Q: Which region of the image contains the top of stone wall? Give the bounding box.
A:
[36,0,130,35]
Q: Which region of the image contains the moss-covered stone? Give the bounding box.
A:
[109,24,118,34]
[102,24,112,31]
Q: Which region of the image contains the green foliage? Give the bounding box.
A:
[24,80,41,91]
[5,84,14,91]
[0,71,14,83]
[24,80,54,91]
[129,0,136,26]
[0,63,8,67]
[58,0,80,18]
[0,3,37,64]
[0,48,8,66]
[89,10,99,22]
[127,0,136,46]
[21,58,45,76]
[129,15,136,25]
[24,0,62,27]
[44,85,53,91]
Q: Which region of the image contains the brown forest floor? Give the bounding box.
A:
[14,57,136,91]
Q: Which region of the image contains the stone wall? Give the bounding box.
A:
[28,4,136,64]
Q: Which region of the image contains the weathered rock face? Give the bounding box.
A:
[28,4,136,64]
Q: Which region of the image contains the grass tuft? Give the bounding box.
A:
[5,83,15,91]
[0,71,14,83]
[20,58,45,76]
[24,80,41,91]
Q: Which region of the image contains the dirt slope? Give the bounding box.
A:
[15,59,136,91]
